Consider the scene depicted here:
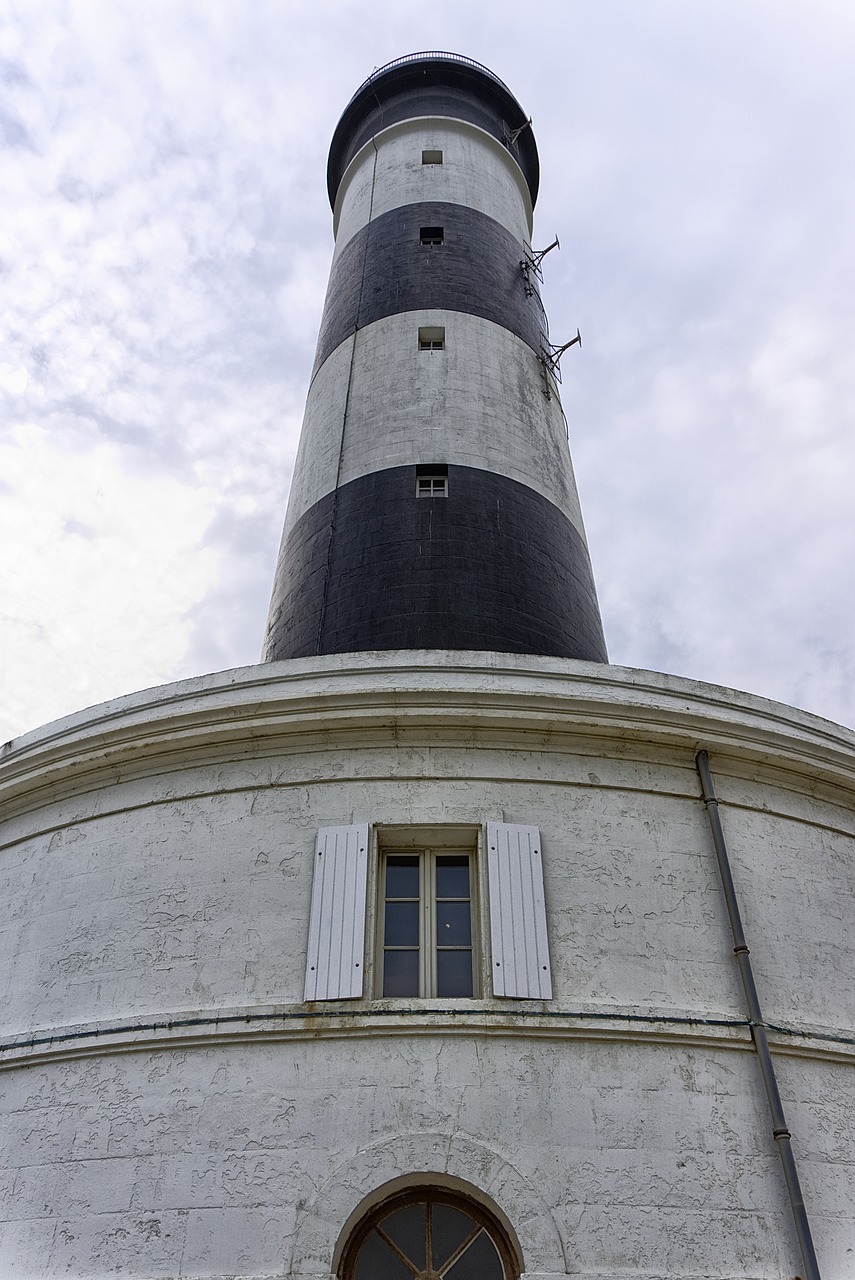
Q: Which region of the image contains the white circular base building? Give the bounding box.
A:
[2,652,853,1278]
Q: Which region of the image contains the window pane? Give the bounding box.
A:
[347,1193,515,1280]
[380,1204,425,1269]
[386,856,419,898]
[436,949,473,997]
[436,901,471,945]
[435,856,470,898]
[384,901,419,946]
[445,1228,504,1278]
[416,476,448,497]
[383,949,419,996]
[418,325,445,349]
[431,1205,479,1269]
[354,1229,414,1280]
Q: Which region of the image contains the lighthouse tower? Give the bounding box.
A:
[263,52,607,665]
[2,52,853,1280]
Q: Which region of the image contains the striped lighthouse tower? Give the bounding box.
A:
[263,51,607,663]
[3,48,850,1280]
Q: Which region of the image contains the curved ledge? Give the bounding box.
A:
[348,52,517,106]
[3,654,855,820]
[5,1001,855,1072]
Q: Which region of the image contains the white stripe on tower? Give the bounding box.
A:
[263,53,607,664]
[332,117,534,257]
[284,314,586,537]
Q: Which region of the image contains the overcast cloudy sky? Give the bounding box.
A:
[2,0,854,742]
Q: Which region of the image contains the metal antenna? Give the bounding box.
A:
[548,329,582,362]
[539,330,582,398]
[505,116,532,147]
[520,236,560,296]
[529,236,560,270]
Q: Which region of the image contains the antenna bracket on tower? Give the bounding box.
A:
[520,236,560,295]
[504,116,532,149]
[539,329,581,397]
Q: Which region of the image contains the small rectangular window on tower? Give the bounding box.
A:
[420,226,444,246]
[421,149,443,164]
[418,326,445,351]
[416,462,448,498]
[416,476,448,498]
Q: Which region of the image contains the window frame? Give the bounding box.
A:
[338,1185,521,1280]
[372,826,482,1000]
[418,325,445,351]
[303,821,551,1003]
[415,475,448,498]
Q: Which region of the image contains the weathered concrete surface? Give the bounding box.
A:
[1,653,854,1277]
[2,1036,840,1278]
[282,312,582,539]
[332,117,534,254]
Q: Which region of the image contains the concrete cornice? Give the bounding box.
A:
[4,999,853,1072]
[2,653,855,816]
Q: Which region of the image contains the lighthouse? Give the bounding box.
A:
[263,52,607,664]
[1,51,853,1280]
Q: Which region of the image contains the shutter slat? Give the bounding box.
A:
[304,823,369,1000]
[487,822,552,999]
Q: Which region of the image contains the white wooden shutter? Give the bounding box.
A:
[304,824,369,1000]
[486,822,552,999]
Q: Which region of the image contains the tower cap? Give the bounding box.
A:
[327,51,540,209]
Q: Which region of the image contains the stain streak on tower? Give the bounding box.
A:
[263,52,608,662]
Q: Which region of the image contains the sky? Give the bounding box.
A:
[2,0,855,742]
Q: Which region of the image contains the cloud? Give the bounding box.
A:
[1,0,854,739]
[0,423,220,735]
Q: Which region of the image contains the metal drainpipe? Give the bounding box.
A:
[695,749,820,1280]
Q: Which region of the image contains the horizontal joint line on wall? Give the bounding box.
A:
[4,1007,854,1060]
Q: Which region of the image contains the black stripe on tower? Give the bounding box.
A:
[313,202,545,375]
[263,465,608,663]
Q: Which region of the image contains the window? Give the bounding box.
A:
[380,846,475,997]
[421,148,443,164]
[339,1186,520,1280]
[416,475,447,498]
[420,225,444,246]
[416,462,448,498]
[303,822,551,1002]
[418,325,445,351]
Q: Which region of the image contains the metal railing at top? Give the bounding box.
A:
[346,51,513,108]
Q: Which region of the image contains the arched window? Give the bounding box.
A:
[339,1186,520,1280]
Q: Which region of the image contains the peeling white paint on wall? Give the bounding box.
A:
[2,653,853,1277]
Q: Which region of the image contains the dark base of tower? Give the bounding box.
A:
[263,464,608,663]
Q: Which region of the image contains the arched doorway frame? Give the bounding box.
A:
[289,1130,565,1277]
[337,1179,522,1279]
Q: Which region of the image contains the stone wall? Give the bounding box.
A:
[2,653,853,1277]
